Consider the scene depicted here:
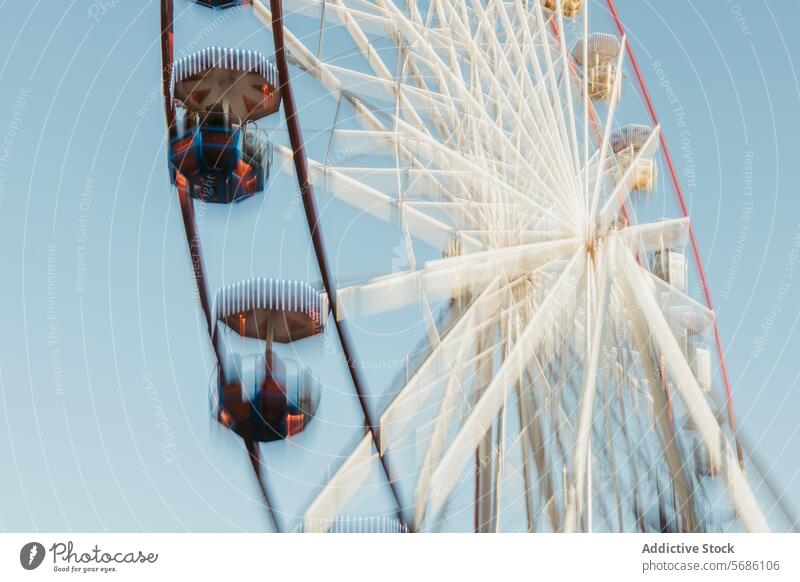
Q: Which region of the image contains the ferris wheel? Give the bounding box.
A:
[159,0,794,533]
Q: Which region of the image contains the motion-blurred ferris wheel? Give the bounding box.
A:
[159,0,796,532]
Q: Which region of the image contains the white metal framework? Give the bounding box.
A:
[167,0,794,532]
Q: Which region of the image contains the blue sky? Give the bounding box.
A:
[614,0,800,526]
[0,0,797,531]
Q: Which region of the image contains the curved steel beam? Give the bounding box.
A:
[160,0,279,532]
[266,0,409,531]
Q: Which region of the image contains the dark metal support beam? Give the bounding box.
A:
[267,0,410,531]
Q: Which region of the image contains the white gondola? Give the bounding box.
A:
[572,33,622,101]
[652,247,688,294]
[672,311,714,395]
[610,124,659,191]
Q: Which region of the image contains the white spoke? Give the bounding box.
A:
[199,0,784,533]
[336,238,578,319]
[619,243,768,532]
[564,243,611,532]
[427,250,585,520]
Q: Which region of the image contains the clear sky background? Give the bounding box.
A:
[0,0,798,531]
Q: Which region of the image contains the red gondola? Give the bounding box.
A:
[212,278,329,441]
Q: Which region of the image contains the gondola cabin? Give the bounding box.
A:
[170,121,270,203]
[610,124,659,191]
[572,33,622,101]
[543,0,584,17]
[212,278,329,442]
[219,352,320,442]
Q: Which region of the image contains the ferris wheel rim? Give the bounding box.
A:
[161,0,779,533]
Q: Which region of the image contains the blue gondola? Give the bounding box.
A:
[193,0,242,9]
[170,123,270,203]
[219,353,321,442]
